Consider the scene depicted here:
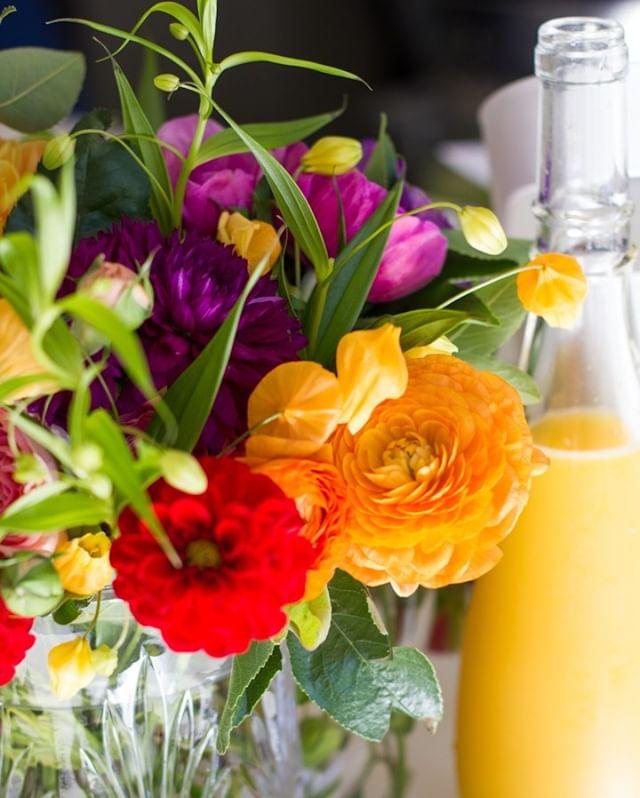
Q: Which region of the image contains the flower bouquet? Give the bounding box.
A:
[0,1,586,796]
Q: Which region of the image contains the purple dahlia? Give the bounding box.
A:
[58,219,305,452]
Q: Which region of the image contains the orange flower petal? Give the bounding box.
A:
[517,253,587,328]
[0,299,56,400]
[253,458,350,600]
[247,361,342,445]
[0,139,46,235]
[217,211,282,275]
[333,355,541,592]
[337,324,408,434]
[244,436,334,464]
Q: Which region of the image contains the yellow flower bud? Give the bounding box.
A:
[90,645,118,677]
[53,532,113,596]
[217,212,282,275]
[169,22,189,40]
[48,637,96,700]
[154,74,181,93]
[458,206,508,256]
[301,136,363,176]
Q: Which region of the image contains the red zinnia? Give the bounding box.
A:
[0,598,35,686]
[111,457,314,657]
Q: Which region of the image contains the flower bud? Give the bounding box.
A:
[217,212,282,275]
[43,134,76,170]
[154,73,181,93]
[12,452,50,485]
[76,261,153,353]
[458,206,507,256]
[160,450,207,495]
[72,443,103,475]
[301,136,363,176]
[53,532,113,596]
[169,22,189,40]
[90,644,118,677]
[48,637,96,700]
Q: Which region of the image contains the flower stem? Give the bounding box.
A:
[217,411,284,457]
[83,590,102,640]
[437,264,541,310]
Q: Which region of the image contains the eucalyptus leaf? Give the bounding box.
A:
[216,641,282,754]
[0,47,85,133]
[194,106,344,166]
[212,101,330,279]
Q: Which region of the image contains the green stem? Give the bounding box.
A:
[83,590,102,640]
[391,732,409,798]
[437,264,540,310]
[304,276,330,358]
[217,411,284,457]
[173,73,217,228]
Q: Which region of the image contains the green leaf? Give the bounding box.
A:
[195,106,344,166]
[0,47,85,132]
[364,113,399,189]
[442,229,531,280]
[198,0,217,58]
[289,577,443,741]
[114,60,173,234]
[218,51,369,89]
[61,295,157,401]
[300,715,346,769]
[137,49,167,132]
[288,588,332,651]
[0,6,17,27]
[1,557,63,617]
[146,251,264,451]
[216,642,282,754]
[461,355,542,405]
[212,101,330,279]
[450,276,526,359]
[305,181,403,366]
[0,492,110,534]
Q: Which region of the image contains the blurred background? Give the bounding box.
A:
[5,0,640,200]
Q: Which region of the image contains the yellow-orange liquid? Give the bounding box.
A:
[457,411,640,798]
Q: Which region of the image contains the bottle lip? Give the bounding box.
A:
[536,17,628,83]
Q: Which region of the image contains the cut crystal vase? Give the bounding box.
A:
[0,593,302,798]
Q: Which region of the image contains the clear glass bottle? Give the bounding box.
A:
[456,17,640,798]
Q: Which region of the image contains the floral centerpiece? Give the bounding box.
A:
[0,1,586,795]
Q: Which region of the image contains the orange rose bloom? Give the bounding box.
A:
[253,458,350,601]
[0,139,46,235]
[333,355,545,595]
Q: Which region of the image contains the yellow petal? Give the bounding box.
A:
[301,136,363,176]
[48,637,97,700]
[404,336,458,359]
[248,361,343,444]
[217,211,282,275]
[53,532,113,595]
[516,253,587,328]
[0,299,56,400]
[336,324,408,434]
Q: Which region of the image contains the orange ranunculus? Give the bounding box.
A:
[336,324,408,434]
[217,211,282,275]
[0,139,46,235]
[517,252,587,328]
[247,361,343,459]
[0,299,55,400]
[333,355,545,596]
[253,458,350,600]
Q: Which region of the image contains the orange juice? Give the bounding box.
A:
[457,411,640,798]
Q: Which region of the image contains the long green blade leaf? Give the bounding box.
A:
[0,493,110,534]
[195,106,344,166]
[219,51,369,88]
[212,101,329,279]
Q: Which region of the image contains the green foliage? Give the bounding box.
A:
[1,557,63,617]
[304,182,403,365]
[364,113,399,189]
[288,571,443,741]
[216,642,283,754]
[218,51,369,89]
[0,47,85,132]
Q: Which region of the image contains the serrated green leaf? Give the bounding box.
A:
[194,107,344,166]
[0,47,85,132]
[305,181,403,366]
[216,641,282,754]
[212,101,330,280]
[450,276,526,359]
[218,51,368,89]
[146,244,264,451]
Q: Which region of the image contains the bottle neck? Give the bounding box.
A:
[534,17,632,273]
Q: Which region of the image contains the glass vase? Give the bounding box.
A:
[0,592,302,798]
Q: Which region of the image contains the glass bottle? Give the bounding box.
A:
[456,17,640,798]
